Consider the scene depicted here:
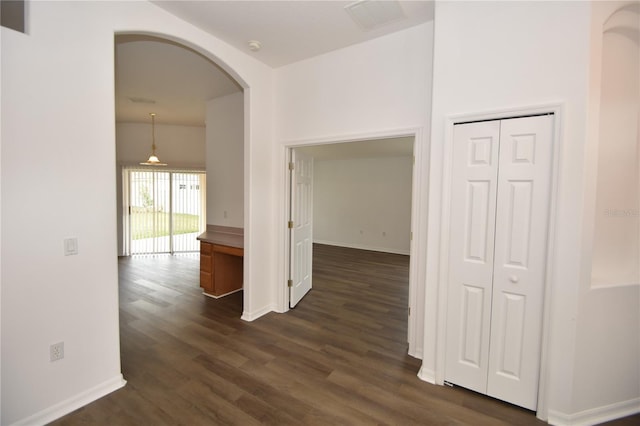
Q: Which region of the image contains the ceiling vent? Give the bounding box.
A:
[128,97,156,104]
[344,0,406,31]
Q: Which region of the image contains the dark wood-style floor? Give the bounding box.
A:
[51,244,639,425]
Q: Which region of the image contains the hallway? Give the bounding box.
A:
[51,246,635,425]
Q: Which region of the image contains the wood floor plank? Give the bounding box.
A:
[49,247,639,425]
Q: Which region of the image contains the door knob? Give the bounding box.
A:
[509,275,519,283]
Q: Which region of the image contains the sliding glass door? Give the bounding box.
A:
[125,168,206,255]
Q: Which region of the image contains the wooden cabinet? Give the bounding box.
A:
[200,242,214,294]
[199,241,243,298]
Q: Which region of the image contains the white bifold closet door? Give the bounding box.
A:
[445,114,553,410]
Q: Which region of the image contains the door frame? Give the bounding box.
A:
[278,127,426,358]
[433,103,564,419]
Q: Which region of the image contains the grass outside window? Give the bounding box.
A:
[131,211,199,240]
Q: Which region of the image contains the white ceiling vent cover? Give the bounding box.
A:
[128,97,156,104]
[345,0,406,31]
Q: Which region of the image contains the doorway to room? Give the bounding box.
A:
[114,33,244,259]
[286,135,417,347]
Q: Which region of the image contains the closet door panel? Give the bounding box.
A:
[488,115,553,410]
[445,121,500,393]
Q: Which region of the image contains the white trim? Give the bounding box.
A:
[280,127,422,148]
[408,127,426,359]
[279,127,426,359]
[536,105,564,422]
[241,88,252,323]
[409,345,423,360]
[433,109,456,386]
[202,288,243,299]
[241,303,277,321]
[417,366,436,384]
[8,375,126,426]
[590,281,640,290]
[547,397,640,426]
[313,239,410,256]
[429,103,564,420]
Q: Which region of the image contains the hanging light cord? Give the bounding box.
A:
[140,112,167,166]
[150,113,157,155]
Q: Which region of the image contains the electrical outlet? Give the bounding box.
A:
[50,342,64,362]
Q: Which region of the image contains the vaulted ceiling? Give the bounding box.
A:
[116,1,433,127]
[152,0,434,68]
[116,0,433,126]
[115,35,241,126]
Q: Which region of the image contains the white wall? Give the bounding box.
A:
[116,122,206,168]
[2,4,126,424]
[575,1,640,420]
[206,92,244,228]
[426,1,639,424]
[590,2,639,287]
[1,1,274,424]
[276,23,431,142]
[313,156,412,255]
[275,22,433,357]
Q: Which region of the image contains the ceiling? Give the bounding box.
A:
[116,0,431,158]
[151,0,434,68]
[115,35,241,126]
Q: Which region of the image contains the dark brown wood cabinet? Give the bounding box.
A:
[197,226,244,298]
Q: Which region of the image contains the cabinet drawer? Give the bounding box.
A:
[212,244,243,257]
[200,271,213,293]
[200,254,212,273]
[200,242,212,255]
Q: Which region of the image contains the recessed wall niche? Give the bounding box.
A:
[591,4,640,287]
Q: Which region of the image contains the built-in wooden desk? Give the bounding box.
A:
[196,226,243,298]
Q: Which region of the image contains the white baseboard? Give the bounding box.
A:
[241,303,275,322]
[548,397,640,426]
[417,365,436,384]
[408,345,423,360]
[10,374,126,426]
[314,240,410,256]
[203,288,242,299]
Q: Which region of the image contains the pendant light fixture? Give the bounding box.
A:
[140,112,167,166]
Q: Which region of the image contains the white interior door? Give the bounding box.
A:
[445,115,553,410]
[289,149,314,308]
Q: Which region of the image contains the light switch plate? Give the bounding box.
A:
[64,237,78,256]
